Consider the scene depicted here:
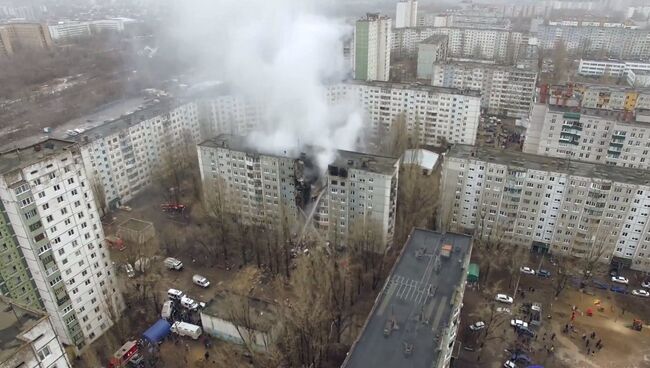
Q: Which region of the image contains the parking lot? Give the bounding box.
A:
[476,114,524,151]
[456,252,650,368]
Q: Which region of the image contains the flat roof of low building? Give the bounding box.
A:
[0,139,76,175]
[202,291,278,332]
[547,104,649,125]
[402,149,440,171]
[344,80,481,97]
[343,229,472,368]
[433,60,538,74]
[447,144,650,186]
[0,297,47,364]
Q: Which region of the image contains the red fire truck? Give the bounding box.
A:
[108,340,138,368]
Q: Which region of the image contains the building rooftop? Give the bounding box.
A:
[447,145,650,186]
[199,134,399,175]
[0,297,47,364]
[344,80,482,97]
[402,149,440,171]
[0,139,76,175]
[343,229,472,368]
[547,104,649,125]
[202,291,278,332]
[73,97,176,144]
[434,60,538,74]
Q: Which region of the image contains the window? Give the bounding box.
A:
[37,346,51,360]
[20,197,33,207]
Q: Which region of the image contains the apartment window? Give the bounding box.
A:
[54,184,61,191]
[37,346,51,360]
[46,215,53,222]
[57,196,63,203]
[24,209,37,219]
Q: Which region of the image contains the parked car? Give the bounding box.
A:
[503,360,516,368]
[510,319,528,328]
[537,269,551,278]
[123,263,135,278]
[642,280,650,289]
[632,289,650,297]
[611,276,629,285]
[164,257,183,270]
[516,326,536,337]
[171,321,202,340]
[192,274,210,288]
[495,294,514,304]
[520,266,535,275]
[167,288,185,301]
[161,300,174,320]
[610,285,628,294]
[469,321,486,331]
[180,296,199,311]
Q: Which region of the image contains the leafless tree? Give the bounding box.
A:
[90,175,108,217]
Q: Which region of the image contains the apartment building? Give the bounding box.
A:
[395,0,418,28]
[354,13,391,82]
[197,134,307,225]
[314,150,399,250]
[431,62,538,117]
[0,139,124,351]
[0,201,41,309]
[200,94,263,139]
[416,35,449,80]
[627,70,650,88]
[392,26,524,62]
[537,25,650,59]
[77,100,200,206]
[328,81,481,146]
[343,229,472,368]
[523,105,650,169]
[0,22,52,57]
[197,134,399,251]
[441,144,650,272]
[0,296,71,368]
[48,21,91,42]
[577,59,650,78]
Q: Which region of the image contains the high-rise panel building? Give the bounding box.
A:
[441,144,650,272]
[0,22,52,57]
[522,105,650,170]
[77,100,200,206]
[431,62,538,118]
[0,296,72,368]
[416,35,448,80]
[197,134,399,252]
[354,13,391,82]
[395,0,418,28]
[0,139,124,351]
[328,81,481,146]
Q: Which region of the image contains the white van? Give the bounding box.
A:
[192,274,210,288]
[171,321,202,340]
[164,257,183,270]
[167,288,185,301]
[180,296,199,310]
[161,300,173,319]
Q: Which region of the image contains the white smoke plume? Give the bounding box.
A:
[170,0,363,171]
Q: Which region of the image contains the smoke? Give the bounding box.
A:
[169,0,363,171]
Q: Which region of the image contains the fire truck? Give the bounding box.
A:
[108,340,140,368]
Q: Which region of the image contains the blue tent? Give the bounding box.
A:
[142,319,171,344]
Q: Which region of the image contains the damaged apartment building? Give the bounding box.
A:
[197,134,399,251]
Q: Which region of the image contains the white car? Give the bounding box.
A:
[611,276,629,285]
[469,321,486,331]
[123,263,135,278]
[495,294,514,304]
[503,360,516,368]
[496,307,511,314]
[510,319,529,328]
[520,266,536,275]
[632,289,650,297]
[192,274,210,288]
[642,281,650,289]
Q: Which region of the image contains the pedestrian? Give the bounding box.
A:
[582,334,587,340]
[551,332,556,340]
[596,339,601,346]
[205,351,210,361]
[591,331,596,339]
